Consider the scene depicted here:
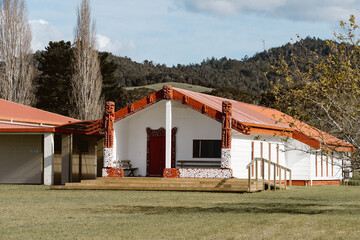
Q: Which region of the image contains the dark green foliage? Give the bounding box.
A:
[33,37,333,115]
[102,37,330,96]
[35,41,73,115]
[99,52,118,103]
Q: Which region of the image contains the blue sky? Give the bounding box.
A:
[27,0,360,66]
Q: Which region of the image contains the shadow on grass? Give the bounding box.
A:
[81,202,360,216]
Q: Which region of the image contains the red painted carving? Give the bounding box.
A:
[104,101,115,148]
[128,104,134,113]
[163,85,173,100]
[146,127,177,176]
[103,168,124,177]
[231,119,251,135]
[222,101,232,148]
[163,168,180,178]
[147,95,154,104]
[183,95,189,104]
[202,104,208,114]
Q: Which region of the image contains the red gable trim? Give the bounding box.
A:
[115,90,163,121]
[113,86,251,135]
[172,88,222,122]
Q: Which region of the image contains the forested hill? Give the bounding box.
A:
[34,37,332,114]
[102,37,331,94]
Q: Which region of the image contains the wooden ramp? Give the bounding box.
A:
[50,177,265,193]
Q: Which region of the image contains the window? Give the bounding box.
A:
[193,140,221,158]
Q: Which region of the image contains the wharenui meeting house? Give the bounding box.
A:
[0,85,353,190]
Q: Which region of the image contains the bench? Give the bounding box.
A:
[119,160,138,177]
[176,160,221,169]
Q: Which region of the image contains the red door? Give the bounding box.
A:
[149,136,165,177]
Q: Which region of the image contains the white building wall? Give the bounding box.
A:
[312,152,343,181]
[285,139,312,180]
[231,132,286,179]
[231,135,251,178]
[115,101,166,176]
[172,101,222,162]
[114,100,222,177]
[285,139,343,182]
[114,118,129,161]
[113,99,345,181]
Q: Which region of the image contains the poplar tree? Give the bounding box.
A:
[0,0,35,105]
[271,15,360,171]
[71,0,103,120]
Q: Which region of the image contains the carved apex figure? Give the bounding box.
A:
[222,101,232,115]
[104,101,115,148]
[105,101,115,115]
[163,85,173,100]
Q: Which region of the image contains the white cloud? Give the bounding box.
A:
[29,19,64,51]
[96,34,136,56]
[175,0,360,22]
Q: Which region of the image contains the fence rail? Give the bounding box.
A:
[246,157,292,192]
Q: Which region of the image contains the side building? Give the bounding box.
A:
[0,99,102,185]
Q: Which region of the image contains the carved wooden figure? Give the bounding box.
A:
[163,85,173,100]
[104,101,115,148]
[102,101,123,177]
[222,101,232,149]
[221,101,232,168]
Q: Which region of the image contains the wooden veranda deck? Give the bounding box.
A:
[51,177,266,193]
[51,158,291,193]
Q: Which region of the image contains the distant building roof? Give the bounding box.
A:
[0,122,54,132]
[0,98,77,126]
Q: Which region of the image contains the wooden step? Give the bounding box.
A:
[52,184,257,192]
[79,179,252,185]
[51,177,265,192]
[64,182,250,190]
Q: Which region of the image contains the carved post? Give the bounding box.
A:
[221,101,232,168]
[102,101,123,177]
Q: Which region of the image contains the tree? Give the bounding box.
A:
[270,15,360,171]
[0,0,35,105]
[99,52,117,101]
[36,41,73,115]
[71,0,103,120]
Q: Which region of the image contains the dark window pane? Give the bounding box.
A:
[193,140,200,157]
[193,140,221,158]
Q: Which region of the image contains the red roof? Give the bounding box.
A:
[0,99,77,126]
[111,86,351,151]
[174,88,291,130]
[242,103,352,149]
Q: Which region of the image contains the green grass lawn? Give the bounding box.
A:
[125,82,213,93]
[0,185,359,240]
